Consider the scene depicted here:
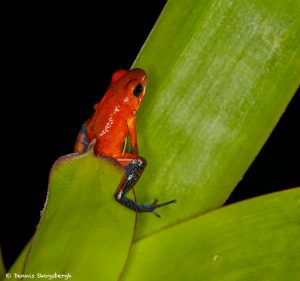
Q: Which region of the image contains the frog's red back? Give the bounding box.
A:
[86,68,147,157]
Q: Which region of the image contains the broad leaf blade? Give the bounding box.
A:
[22,151,135,281]
[121,188,300,281]
[132,0,300,239]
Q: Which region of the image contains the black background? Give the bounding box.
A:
[2,2,299,269]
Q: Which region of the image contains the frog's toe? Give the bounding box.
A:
[142,199,176,217]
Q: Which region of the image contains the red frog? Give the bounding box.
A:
[74,68,175,217]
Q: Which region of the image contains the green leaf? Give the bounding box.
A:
[15,150,135,280]
[132,0,300,239]
[121,188,300,281]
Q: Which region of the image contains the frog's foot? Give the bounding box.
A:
[114,156,176,217]
[140,199,176,218]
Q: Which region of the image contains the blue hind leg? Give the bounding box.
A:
[74,121,89,153]
[114,158,176,217]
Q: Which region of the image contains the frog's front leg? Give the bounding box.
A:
[114,155,176,217]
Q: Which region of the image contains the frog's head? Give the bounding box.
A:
[111,68,147,111]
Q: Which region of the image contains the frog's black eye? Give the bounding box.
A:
[133,83,143,97]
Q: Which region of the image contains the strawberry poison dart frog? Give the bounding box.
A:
[74,68,175,217]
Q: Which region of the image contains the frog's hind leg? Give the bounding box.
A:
[74,121,89,153]
[114,156,176,217]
